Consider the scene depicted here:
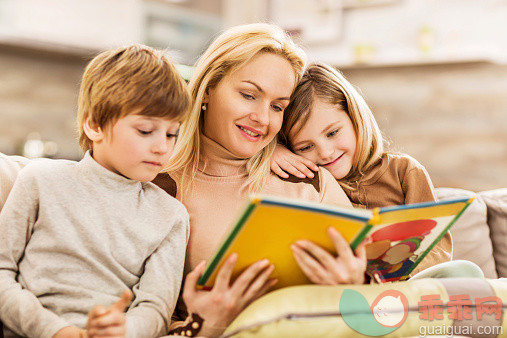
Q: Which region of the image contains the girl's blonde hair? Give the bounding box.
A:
[281,63,385,187]
[166,23,307,193]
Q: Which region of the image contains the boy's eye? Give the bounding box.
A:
[327,129,339,137]
[241,92,255,100]
[138,129,152,135]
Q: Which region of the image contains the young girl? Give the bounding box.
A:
[272,63,453,277]
[273,63,438,208]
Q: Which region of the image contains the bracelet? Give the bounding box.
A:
[167,313,204,337]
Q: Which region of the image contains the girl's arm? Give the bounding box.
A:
[271,143,318,179]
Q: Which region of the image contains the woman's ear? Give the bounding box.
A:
[202,88,210,104]
[83,115,105,143]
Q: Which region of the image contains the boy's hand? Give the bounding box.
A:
[87,289,133,338]
[53,326,87,338]
[271,144,318,179]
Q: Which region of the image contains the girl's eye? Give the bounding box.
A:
[327,129,339,138]
[138,129,152,135]
[241,92,255,100]
[166,131,179,139]
[298,144,313,152]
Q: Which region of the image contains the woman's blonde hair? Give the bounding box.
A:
[281,63,385,187]
[166,23,307,192]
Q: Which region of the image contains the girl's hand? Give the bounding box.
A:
[86,290,132,338]
[183,254,277,337]
[291,227,367,285]
[271,144,318,179]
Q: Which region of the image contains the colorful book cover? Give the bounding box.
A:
[197,195,473,289]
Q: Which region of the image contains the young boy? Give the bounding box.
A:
[0,44,191,337]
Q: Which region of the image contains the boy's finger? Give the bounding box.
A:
[90,311,126,328]
[109,289,133,313]
[88,305,107,320]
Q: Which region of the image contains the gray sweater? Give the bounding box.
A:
[0,152,189,338]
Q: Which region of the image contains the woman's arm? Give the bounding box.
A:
[170,255,276,337]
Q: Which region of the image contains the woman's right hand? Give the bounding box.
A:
[271,144,318,179]
[182,254,277,337]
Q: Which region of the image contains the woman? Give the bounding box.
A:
[154,23,367,337]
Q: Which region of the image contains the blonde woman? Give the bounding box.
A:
[154,24,367,337]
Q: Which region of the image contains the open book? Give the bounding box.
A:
[197,195,473,288]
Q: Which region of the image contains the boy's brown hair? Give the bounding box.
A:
[77,44,190,152]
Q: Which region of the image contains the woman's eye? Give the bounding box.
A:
[241,92,255,100]
[138,129,152,135]
[327,129,338,137]
[272,105,283,113]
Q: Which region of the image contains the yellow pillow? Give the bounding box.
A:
[224,278,507,337]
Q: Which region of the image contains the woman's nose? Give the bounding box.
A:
[250,103,270,126]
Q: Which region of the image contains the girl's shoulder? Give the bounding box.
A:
[384,152,427,171]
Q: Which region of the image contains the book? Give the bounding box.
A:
[197,195,474,289]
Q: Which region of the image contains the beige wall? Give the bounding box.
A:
[0,48,505,192]
[342,62,507,192]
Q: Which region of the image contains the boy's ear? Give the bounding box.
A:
[83,115,105,142]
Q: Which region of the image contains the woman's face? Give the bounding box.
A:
[202,52,296,158]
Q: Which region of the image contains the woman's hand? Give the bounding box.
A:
[291,227,367,285]
[271,144,318,179]
[182,254,277,337]
[86,290,132,338]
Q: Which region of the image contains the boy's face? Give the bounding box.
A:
[289,98,357,180]
[92,114,179,182]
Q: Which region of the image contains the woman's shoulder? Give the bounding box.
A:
[268,167,350,206]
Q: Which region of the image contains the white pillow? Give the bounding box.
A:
[0,153,30,211]
[480,189,507,278]
[435,187,498,279]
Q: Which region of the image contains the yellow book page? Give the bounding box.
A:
[204,204,366,290]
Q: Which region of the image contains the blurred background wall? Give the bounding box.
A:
[0,0,505,191]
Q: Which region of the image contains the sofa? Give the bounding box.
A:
[1,154,506,337]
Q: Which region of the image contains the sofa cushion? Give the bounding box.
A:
[0,153,30,211]
[479,189,507,278]
[224,278,507,337]
[435,187,498,279]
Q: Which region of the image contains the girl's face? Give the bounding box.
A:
[290,98,357,180]
[202,52,295,158]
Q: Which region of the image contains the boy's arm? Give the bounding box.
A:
[125,211,189,338]
[0,170,71,337]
